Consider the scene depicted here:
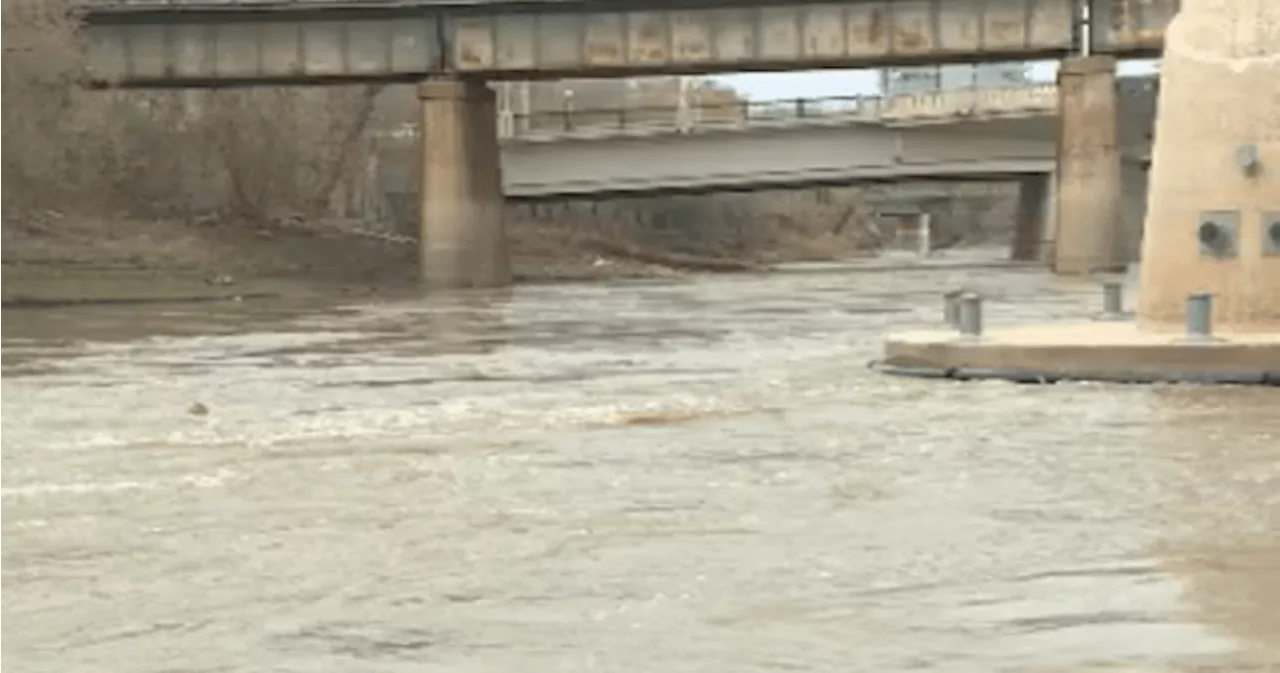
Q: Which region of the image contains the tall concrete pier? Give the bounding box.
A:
[418,77,510,289]
[1053,56,1125,275]
[879,0,1280,385]
[1135,0,1280,331]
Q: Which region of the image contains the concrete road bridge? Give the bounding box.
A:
[373,83,1089,197]
[370,79,1157,261]
[490,81,1158,198]
[79,0,1178,287]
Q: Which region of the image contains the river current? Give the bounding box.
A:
[4,257,1278,672]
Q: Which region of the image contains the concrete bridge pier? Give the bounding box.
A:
[1135,0,1279,330]
[417,77,511,289]
[1053,56,1126,275]
[1011,172,1055,262]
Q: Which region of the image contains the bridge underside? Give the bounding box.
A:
[501,164,1053,200]
[502,121,1060,198]
[83,0,1175,87]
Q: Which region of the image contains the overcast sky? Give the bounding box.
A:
[714,59,1160,100]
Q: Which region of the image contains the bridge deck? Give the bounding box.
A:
[366,103,1154,198]
[82,0,1176,87]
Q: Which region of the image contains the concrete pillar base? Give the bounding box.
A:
[1134,0,1279,331]
[418,77,511,289]
[878,322,1280,385]
[1053,55,1125,276]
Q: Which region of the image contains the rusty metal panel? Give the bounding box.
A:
[350,21,392,74]
[389,18,437,72]
[128,24,169,78]
[454,17,494,70]
[582,13,624,66]
[216,22,262,77]
[170,24,212,78]
[981,0,1030,51]
[1139,0,1178,39]
[536,14,583,68]
[1095,0,1176,52]
[1093,0,1121,49]
[85,25,130,81]
[711,8,756,63]
[937,0,981,52]
[627,11,668,64]
[1027,0,1073,48]
[758,5,801,61]
[671,11,713,63]
[493,15,535,69]
[77,1,1104,83]
[259,22,301,76]
[846,1,889,57]
[300,22,346,76]
[801,4,845,59]
[890,0,936,54]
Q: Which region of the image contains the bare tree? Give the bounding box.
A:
[2,0,383,224]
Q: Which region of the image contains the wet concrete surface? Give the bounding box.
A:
[3,254,1278,672]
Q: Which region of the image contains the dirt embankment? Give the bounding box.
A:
[2,182,1019,306]
[0,197,857,306]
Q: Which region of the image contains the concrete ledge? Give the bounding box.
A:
[878,322,1280,385]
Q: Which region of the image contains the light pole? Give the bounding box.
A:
[497,81,514,138]
[562,87,575,131]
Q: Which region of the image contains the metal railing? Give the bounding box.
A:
[374,83,1059,143]
[494,84,1059,140]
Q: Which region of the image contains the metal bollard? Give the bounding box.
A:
[944,290,964,328]
[958,293,983,337]
[1185,293,1214,339]
[1102,281,1124,316]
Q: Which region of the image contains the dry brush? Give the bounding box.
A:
[2,0,381,224]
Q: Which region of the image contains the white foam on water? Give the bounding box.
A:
[2,468,238,499]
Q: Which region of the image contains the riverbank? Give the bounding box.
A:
[6,175,1036,307]
[1,212,812,307]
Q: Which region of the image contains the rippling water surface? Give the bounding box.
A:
[4,258,1279,673]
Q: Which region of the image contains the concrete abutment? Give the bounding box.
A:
[1134,0,1280,331]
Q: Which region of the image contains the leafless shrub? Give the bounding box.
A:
[201,85,381,221]
[2,0,380,224]
[3,0,92,213]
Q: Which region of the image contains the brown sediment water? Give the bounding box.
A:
[3,252,1278,672]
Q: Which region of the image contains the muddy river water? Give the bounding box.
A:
[3,259,1278,672]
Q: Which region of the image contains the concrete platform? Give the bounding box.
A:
[878,322,1280,385]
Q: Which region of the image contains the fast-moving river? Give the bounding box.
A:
[3,259,1278,673]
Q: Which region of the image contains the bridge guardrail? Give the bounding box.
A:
[495,84,1060,141]
[376,84,1060,144]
